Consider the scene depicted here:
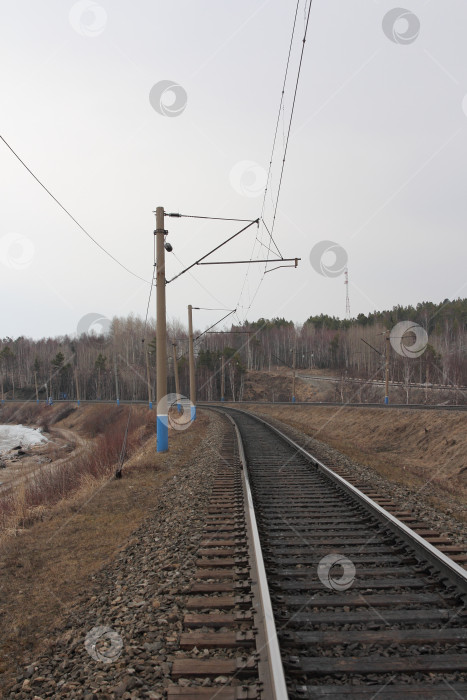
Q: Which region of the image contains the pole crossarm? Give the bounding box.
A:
[166,219,259,283]
[194,309,237,341]
[361,338,383,356]
[165,212,257,223]
[198,257,300,266]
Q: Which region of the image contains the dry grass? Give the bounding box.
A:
[0,404,156,535]
[244,404,467,520]
[0,411,210,693]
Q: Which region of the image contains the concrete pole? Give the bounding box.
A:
[292,347,296,403]
[114,357,119,406]
[221,354,225,402]
[425,359,429,405]
[384,331,390,405]
[145,348,152,409]
[34,372,39,404]
[75,369,80,407]
[156,207,168,451]
[188,305,196,420]
[172,342,181,412]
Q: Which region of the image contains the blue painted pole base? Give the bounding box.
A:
[77,400,80,407]
[221,397,225,402]
[36,399,40,404]
[149,401,153,410]
[177,403,182,413]
[157,414,169,452]
[191,405,196,421]
[384,396,389,405]
[117,399,120,406]
[292,396,296,403]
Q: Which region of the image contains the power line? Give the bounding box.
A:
[143,235,157,337]
[0,134,151,285]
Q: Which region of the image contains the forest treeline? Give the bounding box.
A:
[0,298,465,403]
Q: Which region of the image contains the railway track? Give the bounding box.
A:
[1,399,467,410]
[167,407,467,699]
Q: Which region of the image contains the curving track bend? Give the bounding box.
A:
[229,407,467,699]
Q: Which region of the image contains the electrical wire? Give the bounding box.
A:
[0,134,151,285]
[143,235,157,338]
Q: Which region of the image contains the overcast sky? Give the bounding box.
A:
[1,0,467,340]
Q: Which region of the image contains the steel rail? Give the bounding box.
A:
[220,410,289,700]
[217,406,467,598]
[202,400,467,411]
[1,399,466,411]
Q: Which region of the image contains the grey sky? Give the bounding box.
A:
[1,0,466,339]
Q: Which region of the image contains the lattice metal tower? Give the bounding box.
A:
[344,268,351,318]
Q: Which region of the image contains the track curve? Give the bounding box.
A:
[216,406,467,699]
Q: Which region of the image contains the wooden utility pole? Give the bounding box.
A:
[188,305,196,420]
[172,342,181,411]
[34,372,39,403]
[384,331,390,405]
[156,206,168,451]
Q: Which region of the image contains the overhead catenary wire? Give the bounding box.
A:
[0,134,151,285]
[268,0,313,250]
[260,0,301,253]
[235,0,304,323]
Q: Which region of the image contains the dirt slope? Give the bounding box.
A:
[243,404,467,519]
